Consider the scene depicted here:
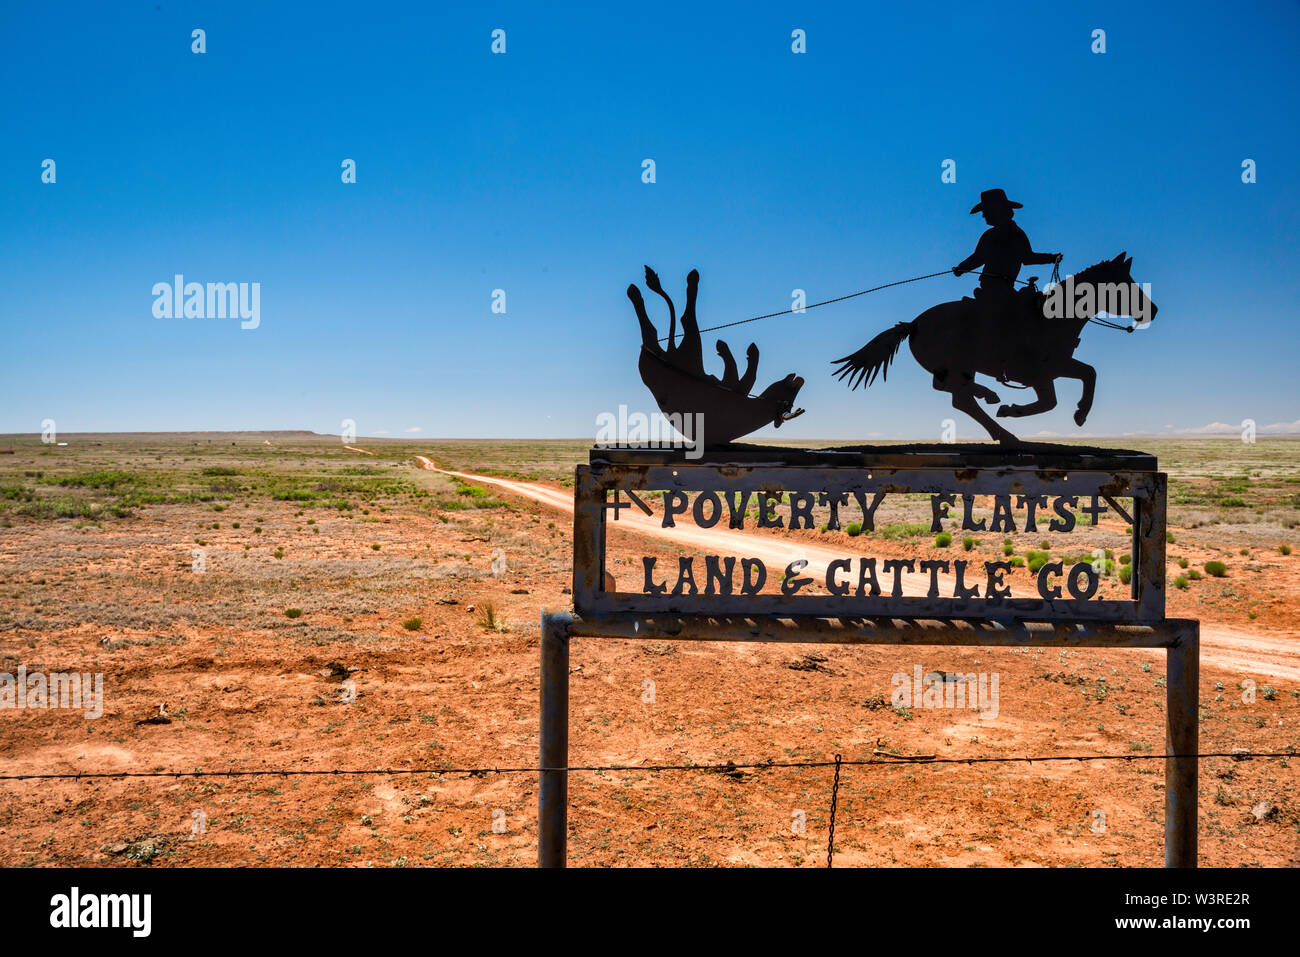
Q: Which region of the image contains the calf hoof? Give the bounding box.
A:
[983,391,1001,405]
[996,404,1015,418]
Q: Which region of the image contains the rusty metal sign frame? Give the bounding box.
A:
[540,447,1198,869]
[574,451,1167,624]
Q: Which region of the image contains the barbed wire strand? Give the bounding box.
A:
[0,750,1289,782]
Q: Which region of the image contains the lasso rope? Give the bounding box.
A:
[670,264,1135,340]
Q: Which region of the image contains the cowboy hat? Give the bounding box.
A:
[970,188,1023,214]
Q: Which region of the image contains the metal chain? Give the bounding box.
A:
[826,753,843,868]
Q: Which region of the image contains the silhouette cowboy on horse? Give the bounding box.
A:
[952,188,1063,382]
[832,189,1156,444]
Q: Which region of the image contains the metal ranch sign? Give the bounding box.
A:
[574,446,1167,623]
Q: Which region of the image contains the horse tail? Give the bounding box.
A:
[831,320,916,390]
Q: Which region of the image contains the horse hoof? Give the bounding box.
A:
[1074,409,1088,427]
[983,391,1001,405]
[996,405,1013,418]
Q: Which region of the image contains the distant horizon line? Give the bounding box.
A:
[2,429,1298,442]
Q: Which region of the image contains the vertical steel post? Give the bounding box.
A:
[539,611,571,868]
[1164,621,1199,868]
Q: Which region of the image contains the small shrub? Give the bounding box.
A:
[402,617,422,631]
[1039,540,1050,550]
[1177,557,1189,569]
[1166,530,1175,543]
[1187,568,1202,581]
[1204,561,1227,577]
[372,543,381,551]
[1174,575,1189,589]
[1009,556,1024,568]
[1119,553,1131,565]
[1281,544,1292,555]
[477,603,501,631]
[284,608,303,619]
[846,522,863,537]
[962,536,975,551]
[1002,543,1014,556]
[1118,564,1132,585]
[935,532,952,548]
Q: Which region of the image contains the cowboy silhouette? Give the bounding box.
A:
[953,189,1062,381]
[953,188,1061,291]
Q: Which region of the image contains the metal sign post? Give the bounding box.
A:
[540,446,1198,868]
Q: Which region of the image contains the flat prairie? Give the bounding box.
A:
[0,434,1296,867]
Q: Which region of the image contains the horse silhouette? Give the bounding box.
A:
[831,253,1155,444]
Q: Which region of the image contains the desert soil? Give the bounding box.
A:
[0,435,1296,867]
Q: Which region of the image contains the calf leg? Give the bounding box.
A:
[627,285,660,353]
[716,340,739,388]
[738,343,759,394]
[676,270,705,377]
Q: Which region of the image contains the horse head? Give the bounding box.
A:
[1059,252,1157,329]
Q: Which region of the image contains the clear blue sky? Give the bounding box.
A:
[2,1,1297,440]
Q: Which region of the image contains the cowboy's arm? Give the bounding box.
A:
[1025,249,1062,265]
[953,234,988,276]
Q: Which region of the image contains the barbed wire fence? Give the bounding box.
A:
[2,749,1292,866]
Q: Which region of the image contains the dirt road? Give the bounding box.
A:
[413,455,1300,681]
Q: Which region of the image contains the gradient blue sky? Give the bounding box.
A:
[2,1,1297,440]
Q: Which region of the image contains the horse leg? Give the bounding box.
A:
[970,382,1000,404]
[1060,358,1097,426]
[996,380,1058,418]
[952,379,1019,444]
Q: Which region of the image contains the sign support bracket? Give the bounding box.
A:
[537,612,1198,868]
